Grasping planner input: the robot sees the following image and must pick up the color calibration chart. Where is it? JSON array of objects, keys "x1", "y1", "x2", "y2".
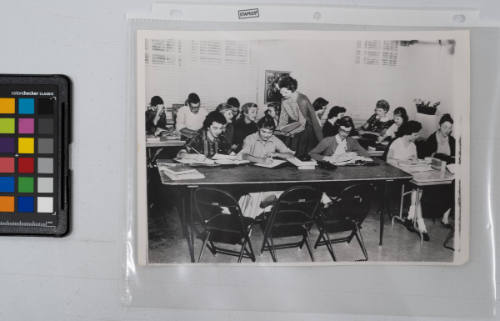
[{"x1": 0, "y1": 75, "x2": 70, "y2": 236}]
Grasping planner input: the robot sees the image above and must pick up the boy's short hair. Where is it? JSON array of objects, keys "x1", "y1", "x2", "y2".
[
  {"x1": 150, "y1": 96, "x2": 164, "y2": 107},
  {"x1": 241, "y1": 102, "x2": 258, "y2": 115},
  {"x1": 202, "y1": 111, "x2": 227, "y2": 129},
  {"x1": 226, "y1": 97, "x2": 240, "y2": 108},
  {"x1": 187, "y1": 92, "x2": 200, "y2": 105},
  {"x1": 257, "y1": 115, "x2": 276, "y2": 130}
]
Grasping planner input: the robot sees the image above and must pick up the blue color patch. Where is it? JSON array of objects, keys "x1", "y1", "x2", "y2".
[
  {"x1": 18, "y1": 98, "x2": 34, "y2": 114},
  {"x1": 17, "y1": 196, "x2": 34, "y2": 213},
  {"x1": 0, "y1": 177, "x2": 14, "y2": 192}
]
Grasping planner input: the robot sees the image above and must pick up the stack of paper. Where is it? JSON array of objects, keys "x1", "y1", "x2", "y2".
[
  {"x1": 157, "y1": 163, "x2": 205, "y2": 181},
  {"x1": 287, "y1": 157, "x2": 317, "y2": 170},
  {"x1": 254, "y1": 159, "x2": 287, "y2": 168}
]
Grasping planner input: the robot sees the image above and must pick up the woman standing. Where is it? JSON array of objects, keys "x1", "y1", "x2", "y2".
[{"x1": 276, "y1": 75, "x2": 323, "y2": 158}]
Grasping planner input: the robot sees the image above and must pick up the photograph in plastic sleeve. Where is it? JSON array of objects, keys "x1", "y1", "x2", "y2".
[{"x1": 136, "y1": 30, "x2": 469, "y2": 265}]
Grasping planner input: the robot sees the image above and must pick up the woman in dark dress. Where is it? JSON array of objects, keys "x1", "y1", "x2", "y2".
[
  {"x1": 322, "y1": 106, "x2": 346, "y2": 138},
  {"x1": 276, "y1": 76, "x2": 323, "y2": 158},
  {"x1": 421, "y1": 114, "x2": 456, "y2": 227}
]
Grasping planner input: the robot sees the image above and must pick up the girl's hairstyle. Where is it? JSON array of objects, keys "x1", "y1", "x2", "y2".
[
  {"x1": 396, "y1": 120, "x2": 422, "y2": 137},
  {"x1": 202, "y1": 111, "x2": 227, "y2": 129},
  {"x1": 393, "y1": 106, "x2": 409, "y2": 123},
  {"x1": 186, "y1": 92, "x2": 200, "y2": 105},
  {"x1": 439, "y1": 113, "x2": 454, "y2": 125},
  {"x1": 336, "y1": 116, "x2": 355, "y2": 129},
  {"x1": 376, "y1": 99, "x2": 390, "y2": 112},
  {"x1": 312, "y1": 97, "x2": 329, "y2": 111},
  {"x1": 276, "y1": 75, "x2": 298, "y2": 92},
  {"x1": 215, "y1": 103, "x2": 232, "y2": 112},
  {"x1": 264, "y1": 103, "x2": 280, "y2": 117},
  {"x1": 150, "y1": 96, "x2": 164, "y2": 107},
  {"x1": 327, "y1": 106, "x2": 347, "y2": 119},
  {"x1": 240, "y1": 102, "x2": 258, "y2": 115},
  {"x1": 257, "y1": 115, "x2": 277, "y2": 131},
  {"x1": 226, "y1": 97, "x2": 240, "y2": 108}
]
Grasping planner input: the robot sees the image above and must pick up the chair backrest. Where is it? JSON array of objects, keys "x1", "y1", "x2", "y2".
[
  {"x1": 193, "y1": 188, "x2": 246, "y2": 230},
  {"x1": 267, "y1": 186, "x2": 322, "y2": 229},
  {"x1": 334, "y1": 184, "x2": 374, "y2": 224}
]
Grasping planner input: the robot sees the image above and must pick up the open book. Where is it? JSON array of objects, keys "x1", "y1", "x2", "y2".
[
  {"x1": 254, "y1": 159, "x2": 287, "y2": 168},
  {"x1": 287, "y1": 157, "x2": 317, "y2": 169},
  {"x1": 211, "y1": 153, "x2": 250, "y2": 165}
]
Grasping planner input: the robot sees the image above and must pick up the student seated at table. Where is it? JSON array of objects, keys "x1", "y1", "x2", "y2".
[
  {"x1": 386, "y1": 120, "x2": 430, "y2": 241},
  {"x1": 239, "y1": 115, "x2": 295, "y2": 164},
  {"x1": 421, "y1": 113, "x2": 456, "y2": 227},
  {"x1": 216, "y1": 103, "x2": 237, "y2": 152},
  {"x1": 377, "y1": 106, "x2": 408, "y2": 143},
  {"x1": 358, "y1": 99, "x2": 394, "y2": 147},
  {"x1": 145, "y1": 96, "x2": 168, "y2": 136},
  {"x1": 322, "y1": 106, "x2": 346, "y2": 138},
  {"x1": 423, "y1": 113, "x2": 455, "y2": 164},
  {"x1": 312, "y1": 97, "x2": 329, "y2": 125},
  {"x1": 232, "y1": 102, "x2": 259, "y2": 152},
  {"x1": 227, "y1": 97, "x2": 241, "y2": 122},
  {"x1": 176, "y1": 92, "x2": 208, "y2": 140},
  {"x1": 310, "y1": 116, "x2": 370, "y2": 164},
  {"x1": 177, "y1": 111, "x2": 230, "y2": 159}
]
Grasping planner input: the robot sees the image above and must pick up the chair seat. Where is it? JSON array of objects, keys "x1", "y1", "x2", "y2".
[{"x1": 206, "y1": 213, "x2": 254, "y2": 233}]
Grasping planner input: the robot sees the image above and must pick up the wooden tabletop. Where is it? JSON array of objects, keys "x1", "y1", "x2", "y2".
[
  {"x1": 146, "y1": 139, "x2": 185, "y2": 148},
  {"x1": 159, "y1": 159, "x2": 412, "y2": 187}
]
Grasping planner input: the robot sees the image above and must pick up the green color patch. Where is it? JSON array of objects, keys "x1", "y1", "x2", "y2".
[
  {"x1": 0, "y1": 118, "x2": 15, "y2": 134},
  {"x1": 18, "y1": 177, "x2": 34, "y2": 193}
]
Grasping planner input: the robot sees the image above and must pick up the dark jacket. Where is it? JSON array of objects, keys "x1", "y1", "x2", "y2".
[
  {"x1": 422, "y1": 131, "x2": 456, "y2": 163},
  {"x1": 322, "y1": 120, "x2": 337, "y2": 138}
]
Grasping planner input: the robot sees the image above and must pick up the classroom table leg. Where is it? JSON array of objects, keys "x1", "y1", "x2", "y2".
[
  {"x1": 178, "y1": 189, "x2": 195, "y2": 263},
  {"x1": 379, "y1": 181, "x2": 390, "y2": 246}
]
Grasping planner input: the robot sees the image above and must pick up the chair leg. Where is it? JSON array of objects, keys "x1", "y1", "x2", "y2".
[
  {"x1": 314, "y1": 228, "x2": 324, "y2": 249},
  {"x1": 246, "y1": 237, "x2": 256, "y2": 262},
  {"x1": 208, "y1": 241, "x2": 217, "y2": 255},
  {"x1": 238, "y1": 239, "x2": 247, "y2": 263},
  {"x1": 355, "y1": 225, "x2": 368, "y2": 261},
  {"x1": 268, "y1": 237, "x2": 278, "y2": 262},
  {"x1": 198, "y1": 231, "x2": 210, "y2": 262},
  {"x1": 323, "y1": 231, "x2": 337, "y2": 261},
  {"x1": 304, "y1": 231, "x2": 315, "y2": 262}
]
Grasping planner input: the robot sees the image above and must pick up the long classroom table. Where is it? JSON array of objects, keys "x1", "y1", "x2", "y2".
[{"x1": 158, "y1": 160, "x2": 412, "y2": 262}]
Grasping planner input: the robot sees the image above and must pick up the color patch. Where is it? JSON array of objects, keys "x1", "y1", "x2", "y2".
[
  {"x1": 0, "y1": 196, "x2": 14, "y2": 212},
  {"x1": 0, "y1": 177, "x2": 15, "y2": 192},
  {"x1": 0, "y1": 98, "x2": 15, "y2": 114},
  {"x1": 17, "y1": 197, "x2": 34, "y2": 213},
  {"x1": 18, "y1": 157, "x2": 34, "y2": 173},
  {"x1": 38, "y1": 138, "x2": 53, "y2": 154},
  {"x1": 18, "y1": 98, "x2": 34, "y2": 114},
  {"x1": 18, "y1": 137, "x2": 34, "y2": 154},
  {"x1": 0, "y1": 157, "x2": 14, "y2": 173},
  {"x1": 38, "y1": 98, "x2": 54, "y2": 115},
  {"x1": 18, "y1": 177, "x2": 34, "y2": 193},
  {"x1": 37, "y1": 197, "x2": 53, "y2": 213},
  {"x1": 18, "y1": 118, "x2": 34, "y2": 134},
  {"x1": 0, "y1": 118, "x2": 15, "y2": 134},
  {"x1": 38, "y1": 119, "x2": 53, "y2": 134},
  {"x1": 38, "y1": 157, "x2": 53, "y2": 173},
  {"x1": 0, "y1": 138, "x2": 14, "y2": 153},
  {"x1": 37, "y1": 177, "x2": 53, "y2": 193}
]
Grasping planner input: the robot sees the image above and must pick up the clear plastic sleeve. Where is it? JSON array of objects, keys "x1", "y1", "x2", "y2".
[{"x1": 124, "y1": 4, "x2": 497, "y2": 317}]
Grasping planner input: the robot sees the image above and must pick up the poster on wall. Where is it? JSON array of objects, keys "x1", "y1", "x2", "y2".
[
  {"x1": 264, "y1": 70, "x2": 290, "y2": 103},
  {"x1": 135, "y1": 30, "x2": 470, "y2": 266}
]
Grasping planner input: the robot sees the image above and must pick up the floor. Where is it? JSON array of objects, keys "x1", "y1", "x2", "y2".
[{"x1": 147, "y1": 192, "x2": 455, "y2": 264}]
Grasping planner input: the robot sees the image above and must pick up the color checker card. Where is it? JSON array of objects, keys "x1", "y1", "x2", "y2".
[{"x1": 0, "y1": 75, "x2": 71, "y2": 236}]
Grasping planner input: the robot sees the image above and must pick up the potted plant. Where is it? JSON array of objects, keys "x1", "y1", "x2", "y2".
[{"x1": 414, "y1": 98, "x2": 440, "y2": 115}]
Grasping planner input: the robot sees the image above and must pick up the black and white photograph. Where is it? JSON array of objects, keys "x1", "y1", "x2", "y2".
[{"x1": 136, "y1": 30, "x2": 469, "y2": 265}]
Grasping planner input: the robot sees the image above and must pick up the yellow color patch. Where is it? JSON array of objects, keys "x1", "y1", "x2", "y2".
[
  {"x1": 0, "y1": 98, "x2": 15, "y2": 114},
  {"x1": 18, "y1": 138, "x2": 34, "y2": 154}
]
